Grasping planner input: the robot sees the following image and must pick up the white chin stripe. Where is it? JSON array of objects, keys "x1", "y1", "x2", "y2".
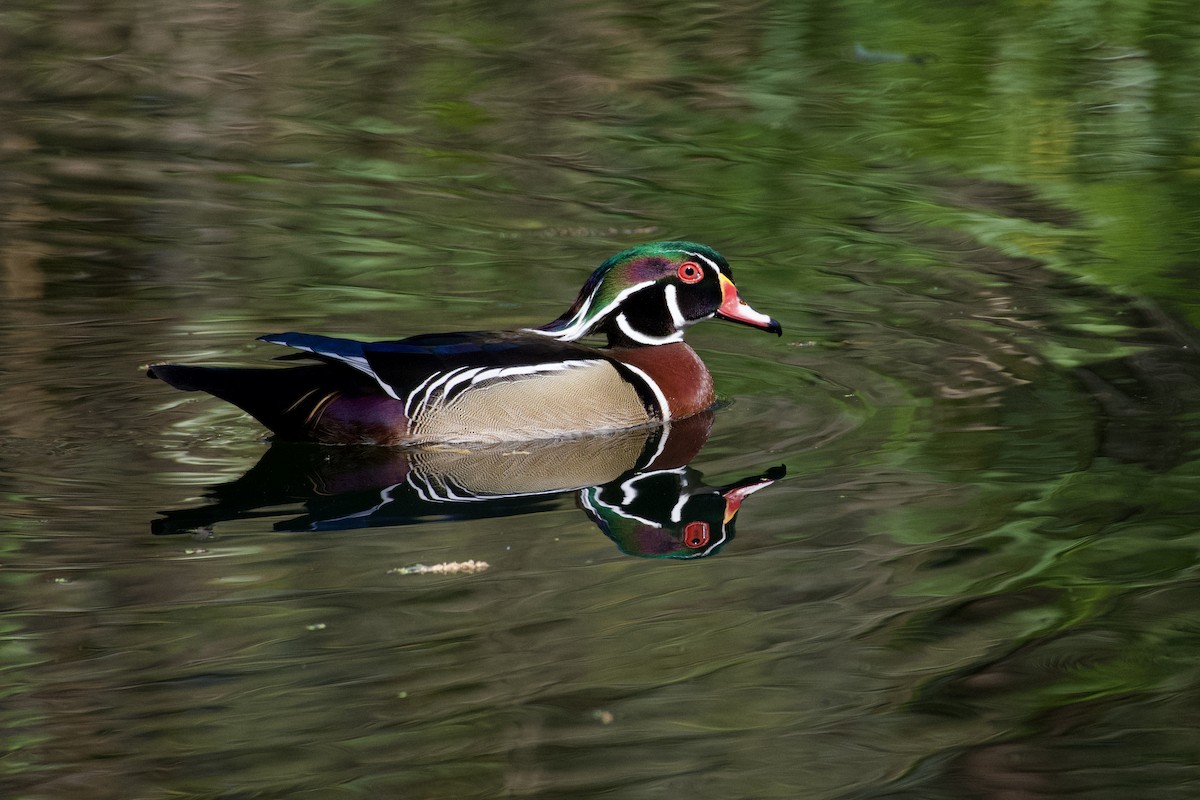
[{"x1": 616, "y1": 313, "x2": 683, "y2": 346}]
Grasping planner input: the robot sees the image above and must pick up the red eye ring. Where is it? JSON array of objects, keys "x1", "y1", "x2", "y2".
[
  {"x1": 677, "y1": 261, "x2": 703, "y2": 284},
  {"x1": 683, "y1": 521, "x2": 711, "y2": 548}
]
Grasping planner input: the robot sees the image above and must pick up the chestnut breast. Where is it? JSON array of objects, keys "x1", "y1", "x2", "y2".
[{"x1": 609, "y1": 342, "x2": 715, "y2": 421}]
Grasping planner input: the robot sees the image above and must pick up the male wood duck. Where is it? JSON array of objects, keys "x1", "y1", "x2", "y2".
[{"x1": 148, "y1": 241, "x2": 781, "y2": 445}]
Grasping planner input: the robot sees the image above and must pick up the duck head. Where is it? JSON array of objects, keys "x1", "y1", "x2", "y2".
[{"x1": 532, "y1": 241, "x2": 782, "y2": 347}]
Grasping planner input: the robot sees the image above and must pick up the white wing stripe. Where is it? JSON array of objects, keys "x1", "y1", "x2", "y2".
[
  {"x1": 405, "y1": 370, "x2": 442, "y2": 417},
  {"x1": 469, "y1": 359, "x2": 599, "y2": 385},
  {"x1": 414, "y1": 366, "x2": 469, "y2": 413},
  {"x1": 405, "y1": 359, "x2": 606, "y2": 418},
  {"x1": 281, "y1": 344, "x2": 406, "y2": 400},
  {"x1": 439, "y1": 366, "x2": 487, "y2": 399}
]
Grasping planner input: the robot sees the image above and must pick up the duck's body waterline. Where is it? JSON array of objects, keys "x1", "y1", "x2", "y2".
[{"x1": 148, "y1": 242, "x2": 780, "y2": 445}]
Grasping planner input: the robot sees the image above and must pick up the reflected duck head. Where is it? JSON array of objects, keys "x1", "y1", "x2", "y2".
[{"x1": 579, "y1": 465, "x2": 785, "y2": 559}]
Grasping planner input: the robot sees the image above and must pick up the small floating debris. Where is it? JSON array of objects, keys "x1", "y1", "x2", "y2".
[
  {"x1": 420, "y1": 444, "x2": 473, "y2": 454},
  {"x1": 388, "y1": 560, "x2": 490, "y2": 576}
]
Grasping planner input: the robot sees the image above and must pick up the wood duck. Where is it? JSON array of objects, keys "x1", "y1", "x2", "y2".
[{"x1": 148, "y1": 241, "x2": 781, "y2": 445}]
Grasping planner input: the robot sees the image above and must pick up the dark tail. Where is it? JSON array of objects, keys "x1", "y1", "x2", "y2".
[{"x1": 147, "y1": 363, "x2": 375, "y2": 440}]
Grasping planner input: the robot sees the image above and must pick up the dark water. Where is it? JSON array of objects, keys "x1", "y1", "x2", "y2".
[{"x1": 4, "y1": 1, "x2": 1200, "y2": 797}]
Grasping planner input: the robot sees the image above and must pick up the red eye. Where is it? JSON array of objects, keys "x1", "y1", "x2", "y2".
[
  {"x1": 683, "y1": 521, "x2": 710, "y2": 548},
  {"x1": 677, "y1": 261, "x2": 703, "y2": 284}
]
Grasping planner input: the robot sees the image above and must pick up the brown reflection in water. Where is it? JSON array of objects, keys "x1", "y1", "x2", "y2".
[
  {"x1": 2, "y1": 193, "x2": 48, "y2": 301},
  {"x1": 0, "y1": 178, "x2": 53, "y2": 440}
]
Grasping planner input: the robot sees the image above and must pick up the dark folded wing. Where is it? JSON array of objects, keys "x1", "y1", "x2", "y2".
[{"x1": 259, "y1": 330, "x2": 608, "y2": 404}]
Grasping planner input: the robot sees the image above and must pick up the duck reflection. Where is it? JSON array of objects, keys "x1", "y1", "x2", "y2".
[{"x1": 153, "y1": 412, "x2": 784, "y2": 559}]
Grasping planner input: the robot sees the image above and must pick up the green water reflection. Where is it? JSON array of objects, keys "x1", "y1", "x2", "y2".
[{"x1": 3, "y1": 0, "x2": 1200, "y2": 797}]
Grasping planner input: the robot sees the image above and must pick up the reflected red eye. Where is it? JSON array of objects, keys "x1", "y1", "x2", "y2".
[
  {"x1": 677, "y1": 261, "x2": 703, "y2": 284},
  {"x1": 683, "y1": 521, "x2": 710, "y2": 548}
]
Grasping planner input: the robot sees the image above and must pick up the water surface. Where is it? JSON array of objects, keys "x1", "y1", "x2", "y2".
[{"x1": 3, "y1": 1, "x2": 1200, "y2": 797}]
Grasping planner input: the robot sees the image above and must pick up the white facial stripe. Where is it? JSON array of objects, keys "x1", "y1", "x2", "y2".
[
  {"x1": 668, "y1": 249, "x2": 722, "y2": 275},
  {"x1": 664, "y1": 283, "x2": 685, "y2": 330},
  {"x1": 616, "y1": 313, "x2": 684, "y2": 347},
  {"x1": 556, "y1": 292, "x2": 596, "y2": 336},
  {"x1": 684, "y1": 527, "x2": 728, "y2": 558},
  {"x1": 669, "y1": 493, "x2": 689, "y2": 523},
  {"x1": 527, "y1": 280, "x2": 657, "y2": 341},
  {"x1": 581, "y1": 488, "x2": 662, "y2": 528},
  {"x1": 618, "y1": 359, "x2": 672, "y2": 419},
  {"x1": 619, "y1": 472, "x2": 645, "y2": 505},
  {"x1": 616, "y1": 465, "x2": 682, "y2": 506}
]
